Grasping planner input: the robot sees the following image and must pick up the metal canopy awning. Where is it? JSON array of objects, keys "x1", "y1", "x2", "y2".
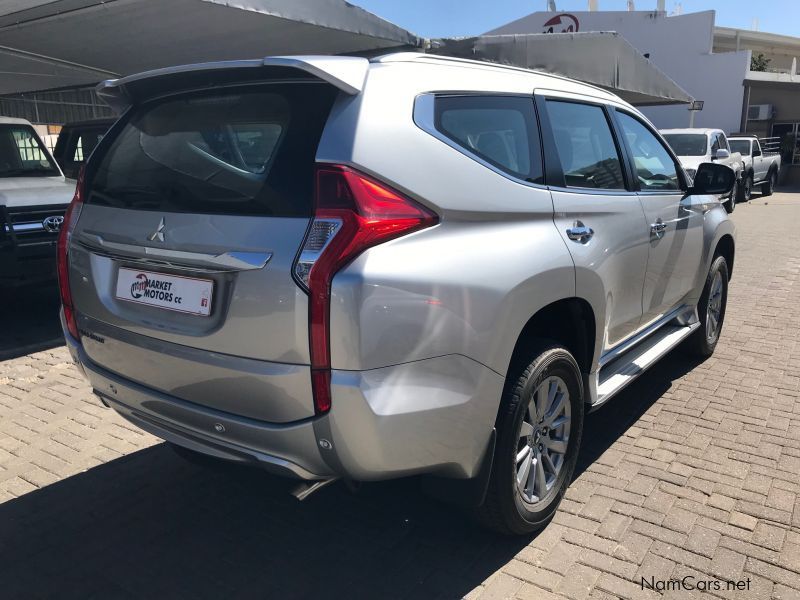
[
  {"x1": 0, "y1": 0, "x2": 420, "y2": 95},
  {"x1": 0, "y1": 0, "x2": 691, "y2": 107},
  {"x1": 430, "y1": 32, "x2": 692, "y2": 106}
]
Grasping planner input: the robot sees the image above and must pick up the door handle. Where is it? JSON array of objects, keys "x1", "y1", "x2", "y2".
[
  {"x1": 650, "y1": 219, "x2": 667, "y2": 239},
  {"x1": 566, "y1": 221, "x2": 594, "y2": 243}
]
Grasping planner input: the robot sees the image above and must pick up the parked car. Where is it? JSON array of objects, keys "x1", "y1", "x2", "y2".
[
  {"x1": 59, "y1": 54, "x2": 736, "y2": 534},
  {"x1": 1, "y1": 117, "x2": 76, "y2": 285},
  {"x1": 728, "y1": 135, "x2": 781, "y2": 201},
  {"x1": 52, "y1": 118, "x2": 115, "y2": 180},
  {"x1": 661, "y1": 128, "x2": 743, "y2": 213}
]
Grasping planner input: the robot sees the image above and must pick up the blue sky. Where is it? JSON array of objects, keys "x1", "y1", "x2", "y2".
[{"x1": 352, "y1": 1, "x2": 800, "y2": 39}]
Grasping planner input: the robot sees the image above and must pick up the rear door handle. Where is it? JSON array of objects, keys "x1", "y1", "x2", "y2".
[
  {"x1": 650, "y1": 219, "x2": 667, "y2": 238},
  {"x1": 566, "y1": 221, "x2": 594, "y2": 243}
]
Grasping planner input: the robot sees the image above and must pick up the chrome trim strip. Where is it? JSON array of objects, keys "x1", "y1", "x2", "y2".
[
  {"x1": 78, "y1": 233, "x2": 272, "y2": 272},
  {"x1": 4, "y1": 222, "x2": 48, "y2": 233}
]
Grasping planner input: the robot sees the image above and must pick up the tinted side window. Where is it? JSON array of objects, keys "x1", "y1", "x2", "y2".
[
  {"x1": 616, "y1": 112, "x2": 680, "y2": 191},
  {"x1": 434, "y1": 96, "x2": 542, "y2": 183},
  {"x1": 719, "y1": 133, "x2": 730, "y2": 151},
  {"x1": 546, "y1": 100, "x2": 625, "y2": 190}
]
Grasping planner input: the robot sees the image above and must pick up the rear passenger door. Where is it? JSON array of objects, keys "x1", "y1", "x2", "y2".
[
  {"x1": 539, "y1": 95, "x2": 650, "y2": 350},
  {"x1": 613, "y1": 110, "x2": 704, "y2": 325}
]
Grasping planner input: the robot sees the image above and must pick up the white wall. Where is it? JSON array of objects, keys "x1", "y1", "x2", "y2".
[{"x1": 487, "y1": 10, "x2": 749, "y2": 133}]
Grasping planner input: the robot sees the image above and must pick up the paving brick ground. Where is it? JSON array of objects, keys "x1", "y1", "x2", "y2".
[{"x1": 1, "y1": 192, "x2": 799, "y2": 599}]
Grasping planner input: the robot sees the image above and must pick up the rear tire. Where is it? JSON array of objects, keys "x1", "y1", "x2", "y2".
[
  {"x1": 761, "y1": 170, "x2": 777, "y2": 196},
  {"x1": 738, "y1": 174, "x2": 752, "y2": 203},
  {"x1": 475, "y1": 343, "x2": 584, "y2": 535},
  {"x1": 684, "y1": 255, "x2": 729, "y2": 358}
]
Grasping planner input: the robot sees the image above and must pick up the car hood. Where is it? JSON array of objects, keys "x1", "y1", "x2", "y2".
[
  {"x1": 0, "y1": 176, "x2": 75, "y2": 208},
  {"x1": 674, "y1": 156, "x2": 706, "y2": 171}
]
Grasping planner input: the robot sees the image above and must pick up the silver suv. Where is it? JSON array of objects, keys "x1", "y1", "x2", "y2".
[{"x1": 59, "y1": 53, "x2": 736, "y2": 534}]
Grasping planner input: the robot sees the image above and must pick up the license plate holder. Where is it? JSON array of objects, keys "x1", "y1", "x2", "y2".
[{"x1": 115, "y1": 267, "x2": 214, "y2": 316}]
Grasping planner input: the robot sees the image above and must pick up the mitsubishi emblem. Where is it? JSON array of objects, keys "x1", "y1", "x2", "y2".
[{"x1": 148, "y1": 217, "x2": 165, "y2": 242}]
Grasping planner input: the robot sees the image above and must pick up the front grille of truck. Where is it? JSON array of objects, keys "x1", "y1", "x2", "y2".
[{"x1": 1, "y1": 204, "x2": 67, "y2": 256}]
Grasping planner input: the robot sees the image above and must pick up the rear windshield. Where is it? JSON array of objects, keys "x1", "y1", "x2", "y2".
[
  {"x1": 87, "y1": 84, "x2": 336, "y2": 217},
  {"x1": 0, "y1": 124, "x2": 60, "y2": 178},
  {"x1": 662, "y1": 134, "x2": 707, "y2": 157},
  {"x1": 729, "y1": 140, "x2": 751, "y2": 156}
]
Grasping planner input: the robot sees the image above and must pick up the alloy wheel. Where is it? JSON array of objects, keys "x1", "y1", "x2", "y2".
[
  {"x1": 515, "y1": 376, "x2": 571, "y2": 506},
  {"x1": 706, "y1": 270, "x2": 724, "y2": 343}
]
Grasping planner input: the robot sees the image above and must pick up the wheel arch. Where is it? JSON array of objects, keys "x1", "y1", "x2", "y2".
[
  {"x1": 714, "y1": 234, "x2": 735, "y2": 281},
  {"x1": 507, "y1": 298, "x2": 597, "y2": 380}
]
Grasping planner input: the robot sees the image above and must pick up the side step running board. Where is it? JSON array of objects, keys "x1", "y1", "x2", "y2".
[{"x1": 591, "y1": 322, "x2": 700, "y2": 410}]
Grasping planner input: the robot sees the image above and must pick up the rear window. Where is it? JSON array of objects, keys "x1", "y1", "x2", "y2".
[
  {"x1": 87, "y1": 85, "x2": 336, "y2": 217},
  {"x1": 662, "y1": 134, "x2": 708, "y2": 157},
  {"x1": 729, "y1": 140, "x2": 750, "y2": 156}
]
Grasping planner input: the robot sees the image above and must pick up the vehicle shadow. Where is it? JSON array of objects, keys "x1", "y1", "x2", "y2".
[
  {"x1": 576, "y1": 350, "x2": 704, "y2": 478},
  {"x1": 0, "y1": 351, "x2": 702, "y2": 600},
  {"x1": 0, "y1": 281, "x2": 64, "y2": 360}
]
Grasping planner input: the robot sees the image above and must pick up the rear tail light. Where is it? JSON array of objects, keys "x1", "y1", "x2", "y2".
[
  {"x1": 57, "y1": 166, "x2": 85, "y2": 340},
  {"x1": 295, "y1": 165, "x2": 438, "y2": 414}
]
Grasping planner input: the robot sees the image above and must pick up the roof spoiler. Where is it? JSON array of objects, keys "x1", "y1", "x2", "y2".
[{"x1": 96, "y1": 55, "x2": 369, "y2": 112}]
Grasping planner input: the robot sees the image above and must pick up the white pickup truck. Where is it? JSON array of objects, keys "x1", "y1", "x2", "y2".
[
  {"x1": 661, "y1": 128, "x2": 744, "y2": 213},
  {"x1": 1, "y1": 117, "x2": 76, "y2": 285},
  {"x1": 728, "y1": 135, "x2": 781, "y2": 202}
]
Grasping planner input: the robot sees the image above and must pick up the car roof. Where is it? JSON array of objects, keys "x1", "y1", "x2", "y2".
[
  {"x1": 373, "y1": 52, "x2": 623, "y2": 103},
  {"x1": 0, "y1": 116, "x2": 35, "y2": 126}
]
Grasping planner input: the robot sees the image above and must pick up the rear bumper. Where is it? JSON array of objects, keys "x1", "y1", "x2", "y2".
[{"x1": 64, "y1": 320, "x2": 503, "y2": 482}]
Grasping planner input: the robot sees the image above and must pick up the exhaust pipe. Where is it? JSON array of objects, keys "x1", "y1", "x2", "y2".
[{"x1": 290, "y1": 477, "x2": 339, "y2": 501}]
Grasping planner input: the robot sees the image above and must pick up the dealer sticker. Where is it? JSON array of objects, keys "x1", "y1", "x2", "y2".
[{"x1": 115, "y1": 268, "x2": 213, "y2": 316}]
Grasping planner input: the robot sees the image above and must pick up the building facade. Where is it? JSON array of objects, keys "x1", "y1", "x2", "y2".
[{"x1": 487, "y1": 10, "x2": 749, "y2": 133}]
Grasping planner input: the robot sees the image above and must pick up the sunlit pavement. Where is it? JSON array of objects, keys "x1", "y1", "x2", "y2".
[{"x1": 1, "y1": 192, "x2": 799, "y2": 599}]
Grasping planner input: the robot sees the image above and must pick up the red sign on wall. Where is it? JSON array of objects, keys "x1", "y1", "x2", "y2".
[{"x1": 542, "y1": 14, "x2": 580, "y2": 33}]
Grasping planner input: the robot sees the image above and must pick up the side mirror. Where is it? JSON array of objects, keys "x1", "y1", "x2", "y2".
[
  {"x1": 714, "y1": 148, "x2": 730, "y2": 160},
  {"x1": 688, "y1": 162, "x2": 735, "y2": 196},
  {"x1": 752, "y1": 148, "x2": 762, "y2": 157}
]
